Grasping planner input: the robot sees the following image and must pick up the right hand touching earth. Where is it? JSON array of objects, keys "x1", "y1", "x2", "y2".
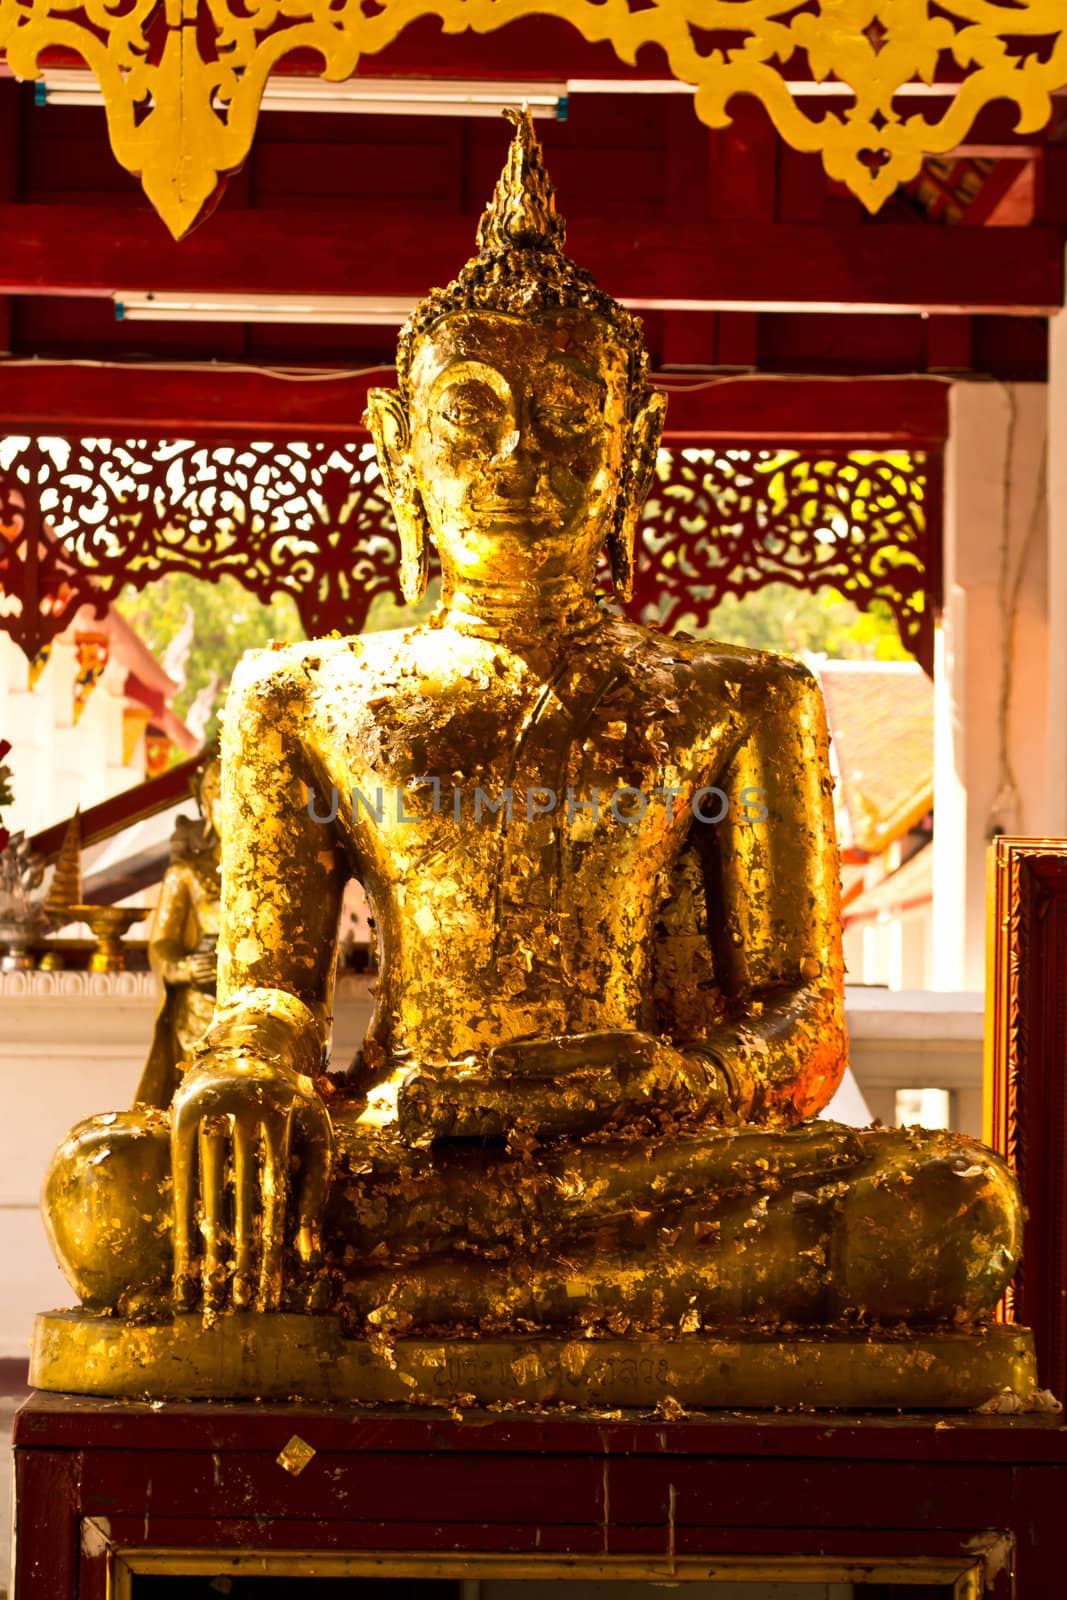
[{"x1": 171, "y1": 1049, "x2": 334, "y2": 1313}]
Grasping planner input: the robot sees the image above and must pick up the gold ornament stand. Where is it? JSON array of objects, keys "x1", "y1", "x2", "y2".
[
  {"x1": 31, "y1": 1308, "x2": 1039, "y2": 1411},
  {"x1": 68, "y1": 904, "x2": 146, "y2": 972}
]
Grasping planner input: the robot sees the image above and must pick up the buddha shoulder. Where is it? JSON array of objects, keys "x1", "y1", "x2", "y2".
[
  {"x1": 687, "y1": 636, "x2": 821, "y2": 713},
  {"x1": 611, "y1": 622, "x2": 824, "y2": 724},
  {"x1": 225, "y1": 637, "x2": 358, "y2": 722}
]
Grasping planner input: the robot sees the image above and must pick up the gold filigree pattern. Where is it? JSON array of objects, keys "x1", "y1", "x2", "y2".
[
  {"x1": 633, "y1": 448, "x2": 933, "y2": 670},
  {"x1": 0, "y1": 469, "x2": 86, "y2": 659},
  {"x1": 2, "y1": 1, "x2": 1066, "y2": 235},
  {"x1": 0, "y1": 435, "x2": 402, "y2": 654},
  {"x1": 0, "y1": 436, "x2": 932, "y2": 663}
]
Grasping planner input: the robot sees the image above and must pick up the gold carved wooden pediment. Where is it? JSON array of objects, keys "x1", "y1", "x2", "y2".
[{"x1": 1, "y1": 1, "x2": 1066, "y2": 237}]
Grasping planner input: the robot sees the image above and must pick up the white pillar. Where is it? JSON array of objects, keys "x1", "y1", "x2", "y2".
[
  {"x1": 935, "y1": 381, "x2": 1049, "y2": 990},
  {"x1": 932, "y1": 618, "x2": 967, "y2": 988},
  {"x1": 1048, "y1": 255, "x2": 1067, "y2": 834}
]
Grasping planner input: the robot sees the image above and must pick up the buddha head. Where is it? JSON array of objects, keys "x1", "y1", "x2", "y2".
[
  {"x1": 193, "y1": 754, "x2": 222, "y2": 844},
  {"x1": 365, "y1": 109, "x2": 666, "y2": 608}
]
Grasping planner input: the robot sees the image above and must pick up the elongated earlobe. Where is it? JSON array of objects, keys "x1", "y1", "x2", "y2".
[
  {"x1": 608, "y1": 390, "x2": 667, "y2": 603},
  {"x1": 364, "y1": 388, "x2": 431, "y2": 604}
]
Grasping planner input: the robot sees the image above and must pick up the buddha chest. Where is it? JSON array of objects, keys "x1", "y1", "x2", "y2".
[{"x1": 306, "y1": 623, "x2": 754, "y2": 1057}]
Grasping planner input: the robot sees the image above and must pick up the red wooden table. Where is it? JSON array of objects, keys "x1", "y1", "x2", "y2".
[{"x1": 11, "y1": 1393, "x2": 1067, "y2": 1598}]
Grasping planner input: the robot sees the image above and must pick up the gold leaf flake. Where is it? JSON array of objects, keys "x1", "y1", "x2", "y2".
[{"x1": 276, "y1": 1435, "x2": 317, "y2": 1476}]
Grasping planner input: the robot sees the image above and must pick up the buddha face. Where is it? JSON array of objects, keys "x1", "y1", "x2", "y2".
[{"x1": 406, "y1": 310, "x2": 632, "y2": 588}]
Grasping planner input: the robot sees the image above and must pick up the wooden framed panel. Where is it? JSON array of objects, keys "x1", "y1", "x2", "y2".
[
  {"x1": 986, "y1": 837, "x2": 1067, "y2": 1399},
  {"x1": 100, "y1": 1542, "x2": 996, "y2": 1600}
]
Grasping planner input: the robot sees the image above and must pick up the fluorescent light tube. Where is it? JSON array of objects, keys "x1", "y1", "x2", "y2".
[
  {"x1": 114, "y1": 292, "x2": 417, "y2": 326},
  {"x1": 38, "y1": 70, "x2": 567, "y2": 118}
]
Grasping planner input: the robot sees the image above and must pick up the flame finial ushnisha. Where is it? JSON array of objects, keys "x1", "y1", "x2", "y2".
[
  {"x1": 475, "y1": 104, "x2": 566, "y2": 254},
  {"x1": 395, "y1": 107, "x2": 650, "y2": 411}
]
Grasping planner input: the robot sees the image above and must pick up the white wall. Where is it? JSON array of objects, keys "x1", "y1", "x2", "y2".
[
  {"x1": 1, "y1": 627, "x2": 143, "y2": 838},
  {"x1": 843, "y1": 987, "x2": 983, "y2": 1137},
  {"x1": 934, "y1": 381, "x2": 1050, "y2": 988},
  {"x1": 844, "y1": 905, "x2": 932, "y2": 990}
]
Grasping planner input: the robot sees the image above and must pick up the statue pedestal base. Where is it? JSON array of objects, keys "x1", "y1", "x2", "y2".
[
  {"x1": 11, "y1": 1389, "x2": 1067, "y2": 1598},
  {"x1": 31, "y1": 1308, "x2": 1040, "y2": 1411}
]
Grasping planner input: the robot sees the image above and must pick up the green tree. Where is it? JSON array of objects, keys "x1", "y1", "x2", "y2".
[
  {"x1": 364, "y1": 578, "x2": 441, "y2": 633},
  {"x1": 684, "y1": 584, "x2": 913, "y2": 662},
  {"x1": 117, "y1": 574, "x2": 305, "y2": 750},
  {"x1": 116, "y1": 573, "x2": 443, "y2": 759}
]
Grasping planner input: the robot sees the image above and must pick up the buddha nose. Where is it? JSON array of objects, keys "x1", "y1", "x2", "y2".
[
  {"x1": 494, "y1": 428, "x2": 520, "y2": 462},
  {"x1": 492, "y1": 426, "x2": 539, "y2": 496}
]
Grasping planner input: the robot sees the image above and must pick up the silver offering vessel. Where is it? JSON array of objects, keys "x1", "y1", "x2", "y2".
[{"x1": 0, "y1": 832, "x2": 48, "y2": 971}]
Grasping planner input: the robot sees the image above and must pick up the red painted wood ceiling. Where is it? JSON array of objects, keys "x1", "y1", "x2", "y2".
[{"x1": 0, "y1": 15, "x2": 1062, "y2": 388}]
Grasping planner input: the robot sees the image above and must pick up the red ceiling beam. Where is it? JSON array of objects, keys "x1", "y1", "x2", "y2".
[
  {"x1": 0, "y1": 205, "x2": 1061, "y2": 313},
  {"x1": 661, "y1": 375, "x2": 948, "y2": 445},
  {"x1": 0, "y1": 362, "x2": 949, "y2": 445}
]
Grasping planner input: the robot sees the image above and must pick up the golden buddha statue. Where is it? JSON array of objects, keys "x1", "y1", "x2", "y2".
[{"x1": 36, "y1": 112, "x2": 1036, "y2": 1407}]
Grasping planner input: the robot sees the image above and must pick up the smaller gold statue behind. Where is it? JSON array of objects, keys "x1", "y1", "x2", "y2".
[
  {"x1": 41, "y1": 113, "x2": 1029, "y2": 1404},
  {"x1": 135, "y1": 757, "x2": 221, "y2": 1110}
]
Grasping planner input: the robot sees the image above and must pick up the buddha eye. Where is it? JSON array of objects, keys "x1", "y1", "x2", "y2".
[
  {"x1": 437, "y1": 381, "x2": 503, "y2": 431},
  {"x1": 535, "y1": 386, "x2": 599, "y2": 436}
]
